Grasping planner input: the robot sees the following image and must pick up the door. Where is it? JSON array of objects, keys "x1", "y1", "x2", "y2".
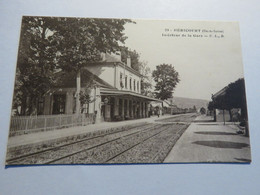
[{"x1": 52, "y1": 94, "x2": 66, "y2": 114}]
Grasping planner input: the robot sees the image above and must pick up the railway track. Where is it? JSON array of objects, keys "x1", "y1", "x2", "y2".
[
  {"x1": 106, "y1": 124, "x2": 189, "y2": 164},
  {"x1": 6, "y1": 122, "x2": 150, "y2": 161},
  {"x1": 155, "y1": 113, "x2": 197, "y2": 123},
  {"x1": 48, "y1": 123, "x2": 175, "y2": 164},
  {"x1": 7, "y1": 114, "x2": 197, "y2": 165},
  {"x1": 6, "y1": 123, "x2": 161, "y2": 165}
]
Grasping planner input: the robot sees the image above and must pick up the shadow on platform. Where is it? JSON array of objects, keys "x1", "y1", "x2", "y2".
[
  {"x1": 194, "y1": 131, "x2": 237, "y2": 136},
  {"x1": 194, "y1": 120, "x2": 214, "y2": 123},
  {"x1": 234, "y1": 158, "x2": 251, "y2": 162},
  {"x1": 192, "y1": 140, "x2": 249, "y2": 149},
  {"x1": 197, "y1": 123, "x2": 226, "y2": 126}
]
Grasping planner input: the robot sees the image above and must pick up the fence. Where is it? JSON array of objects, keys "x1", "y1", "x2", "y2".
[{"x1": 9, "y1": 113, "x2": 95, "y2": 136}]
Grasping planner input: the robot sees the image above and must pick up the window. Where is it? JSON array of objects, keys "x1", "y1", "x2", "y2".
[
  {"x1": 125, "y1": 76, "x2": 127, "y2": 89},
  {"x1": 137, "y1": 81, "x2": 139, "y2": 92},
  {"x1": 120, "y1": 72, "x2": 124, "y2": 88},
  {"x1": 130, "y1": 78, "x2": 132, "y2": 90},
  {"x1": 37, "y1": 97, "x2": 44, "y2": 115},
  {"x1": 134, "y1": 79, "x2": 136, "y2": 91}
]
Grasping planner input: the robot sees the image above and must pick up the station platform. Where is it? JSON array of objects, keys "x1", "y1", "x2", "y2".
[{"x1": 164, "y1": 115, "x2": 251, "y2": 163}]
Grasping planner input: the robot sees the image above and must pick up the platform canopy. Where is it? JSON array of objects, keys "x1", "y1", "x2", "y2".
[{"x1": 100, "y1": 88, "x2": 162, "y2": 102}]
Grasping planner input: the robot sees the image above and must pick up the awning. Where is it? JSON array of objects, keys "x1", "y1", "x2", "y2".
[
  {"x1": 100, "y1": 88, "x2": 162, "y2": 102},
  {"x1": 212, "y1": 86, "x2": 228, "y2": 99}
]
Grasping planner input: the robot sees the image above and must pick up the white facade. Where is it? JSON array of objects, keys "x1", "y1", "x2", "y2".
[
  {"x1": 117, "y1": 65, "x2": 142, "y2": 94},
  {"x1": 85, "y1": 62, "x2": 142, "y2": 94}
]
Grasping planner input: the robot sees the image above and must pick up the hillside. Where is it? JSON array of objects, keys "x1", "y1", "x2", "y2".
[{"x1": 169, "y1": 97, "x2": 209, "y2": 110}]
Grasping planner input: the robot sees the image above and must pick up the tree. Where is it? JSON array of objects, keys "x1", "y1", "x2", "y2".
[
  {"x1": 152, "y1": 64, "x2": 180, "y2": 100},
  {"x1": 13, "y1": 17, "x2": 133, "y2": 115},
  {"x1": 208, "y1": 101, "x2": 214, "y2": 111},
  {"x1": 207, "y1": 100, "x2": 215, "y2": 119},
  {"x1": 120, "y1": 46, "x2": 141, "y2": 72},
  {"x1": 56, "y1": 18, "x2": 133, "y2": 114},
  {"x1": 14, "y1": 16, "x2": 61, "y2": 115},
  {"x1": 140, "y1": 61, "x2": 152, "y2": 96}
]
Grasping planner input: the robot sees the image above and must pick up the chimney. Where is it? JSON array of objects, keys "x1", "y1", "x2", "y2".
[
  {"x1": 100, "y1": 52, "x2": 106, "y2": 61},
  {"x1": 127, "y1": 56, "x2": 131, "y2": 67},
  {"x1": 115, "y1": 51, "x2": 121, "y2": 62}
]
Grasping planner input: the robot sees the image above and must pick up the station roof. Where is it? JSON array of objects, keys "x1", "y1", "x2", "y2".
[
  {"x1": 54, "y1": 69, "x2": 115, "y2": 89},
  {"x1": 86, "y1": 53, "x2": 143, "y2": 78},
  {"x1": 212, "y1": 86, "x2": 228, "y2": 99}
]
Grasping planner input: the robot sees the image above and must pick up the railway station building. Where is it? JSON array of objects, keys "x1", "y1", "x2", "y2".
[{"x1": 42, "y1": 52, "x2": 161, "y2": 122}]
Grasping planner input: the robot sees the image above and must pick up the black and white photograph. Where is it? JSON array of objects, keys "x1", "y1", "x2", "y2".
[{"x1": 5, "y1": 16, "x2": 251, "y2": 165}]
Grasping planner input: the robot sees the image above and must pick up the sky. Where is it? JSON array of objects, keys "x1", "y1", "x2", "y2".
[{"x1": 123, "y1": 20, "x2": 245, "y2": 100}]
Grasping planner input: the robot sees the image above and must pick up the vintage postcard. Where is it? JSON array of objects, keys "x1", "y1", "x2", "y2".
[{"x1": 5, "y1": 16, "x2": 251, "y2": 165}]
